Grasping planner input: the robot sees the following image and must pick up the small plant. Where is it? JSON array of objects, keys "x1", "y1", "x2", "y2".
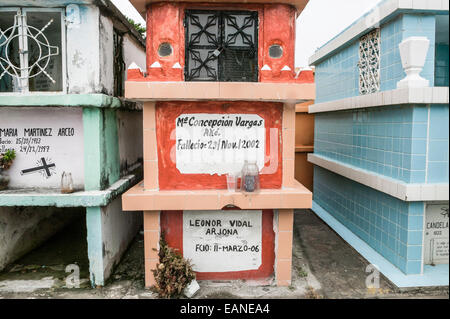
[
  {"x1": 0, "y1": 149, "x2": 15, "y2": 190},
  {"x1": 297, "y1": 265, "x2": 308, "y2": 278},
  {"x1": 127, "y1": 18, "x2": 146, "y2": 35},
  {"x1": 152, "y1": 233, "x2": 196, "y2": 299},
  {"x1": 0, "y1": 149, "x2": 16, "y2": 170},
  {"x1": 305, "y1": 286, "x2": 322, "y2": 299}
]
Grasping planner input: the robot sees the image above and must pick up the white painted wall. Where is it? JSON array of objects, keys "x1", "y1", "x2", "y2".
[
  {"x1": 123, "y1": 33, "x2": 146, "y2": 75},
  {"x1": 100, "y1": 197, "x2": 142, "y2": 279},
  {"x1": 66, "y1": 4, "x2": 102, "y2": 94},
  {"x1": 117, "y1": 110, "x2": 143, "y2": 176},
  {"x1": 99, "y1": 13, "x2": 115, "y2": 96}
]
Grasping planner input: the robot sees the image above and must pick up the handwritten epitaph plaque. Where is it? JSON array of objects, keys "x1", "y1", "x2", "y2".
[
  {"x1": 183, "y1": 210, "x2": 262, "y2": 273},
  {"x1": 175, "y1": 114, "x2": 265, "y2": 175},
  {"x1": 424, "y1": 203, "x2": 449, "y2": 265},
  {"x1": 0, "y1": 108, "x2": 84, "y2": 189}
]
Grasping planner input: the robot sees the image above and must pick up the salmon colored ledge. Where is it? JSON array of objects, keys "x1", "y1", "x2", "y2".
[
  {"x1": 124, "y1": 81, "x2": 315, "y2": 103},
  {"x1": 160, "y1": 210, "x2": 275, "y2": 280},
  {"x1": 130, "y1": 0, "x2": 310, "y2": 16},
  {"x1": 122, "y1": 180, "x2": 312, "y2": 211}
]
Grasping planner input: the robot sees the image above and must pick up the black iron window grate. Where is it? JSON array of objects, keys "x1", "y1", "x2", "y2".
[{"x1": 184, "y1": 10, "x2": 258, "y2": 82}]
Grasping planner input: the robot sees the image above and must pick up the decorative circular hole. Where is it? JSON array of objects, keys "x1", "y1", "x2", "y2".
[
  {"x1": 269, "y1": 45, "x2": 283, "y2": 59},
  {"x1": 158, "y1": 42, "x2": 173, "y2": 57}
]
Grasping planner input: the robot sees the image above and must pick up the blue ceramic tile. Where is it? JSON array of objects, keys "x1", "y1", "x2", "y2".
[
  {"x1": 408, "y1": 216, "x2": 424, "y2": 231},
  {"x1": 409, "y1": 203, "x2": 424, "y2": 216},
  {"x1": 407, "y1": 231, "x2": 423, "y2": 245},
  {"x1": 427, "y1": 162, "x2": 449, "y2": 183},
  {"x1": 406, "y1": 261, "x2": 422, "y2": 275},
  {"x1": 407, "y1": 246, "x2": 423, "y2": 260}
]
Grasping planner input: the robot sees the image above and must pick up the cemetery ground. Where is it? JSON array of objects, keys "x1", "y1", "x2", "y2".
[{"x1": 0, "y1": 210, "x2": 447, "y2": 299}]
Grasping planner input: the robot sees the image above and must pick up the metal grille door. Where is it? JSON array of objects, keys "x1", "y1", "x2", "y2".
[{"x1": 185, "y1": 10, "x2": 258, "y2": 82}]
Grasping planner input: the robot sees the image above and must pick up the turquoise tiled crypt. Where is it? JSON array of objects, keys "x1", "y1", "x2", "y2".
[{"x1": 308, "y1": 0, "x2": 449, "y2": 287}]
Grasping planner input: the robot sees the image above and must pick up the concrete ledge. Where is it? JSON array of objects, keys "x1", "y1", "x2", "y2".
[
  {"x1": 122, "y1": 180, "x2": 312, "y2": 211},
  {"x1": 312, "y1": 201, "x2": 449, "y2": 287},
  {"x1": 0, "y1": 94, "x2": 141, "y2": 110},
  {"x1": 309, "y1": 87, "x2": 449, "y2": 113},
  {"x1": 0, "y1": 175, "x2": 138, "y2": 207},
  {"x1": 308, "y1": 153, "x2": 449, "y2": 201},
  {"x1": 125, "y1": 81, "x2": 315, "y2": 104}
]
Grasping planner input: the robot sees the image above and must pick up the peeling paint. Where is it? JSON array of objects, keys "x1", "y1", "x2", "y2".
[{"x1": 72, "y1": 50, "x2": 86, "y2": 68}]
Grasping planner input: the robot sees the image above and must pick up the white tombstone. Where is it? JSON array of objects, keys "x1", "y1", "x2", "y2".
[{"x1": 424, "y1": 203, "x2": 449, "y2": 265}]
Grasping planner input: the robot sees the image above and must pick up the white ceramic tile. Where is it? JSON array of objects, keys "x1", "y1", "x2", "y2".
[
  {"x1": 428, "y1": 0, "x2": 442, "y2": 9},
  {"x1": 384, "y1": 90, "x2": 393, "y2": 105},
  {"x1": 384, "y1": 0, "x2": 399, "y2": 16},
  {"x1": 434, "y1": 87, "x2": 449, "y2": 103},
  {"x1": 381, "y1": 178, "x2": 391, "y2": 195},
  {"x1": 409, "y1": 88, "x2": 425, "y2": 103},
  {"x1": 375, "y1": 91, "x2": 384, "y2": 106},
  {"x1": 398, "y1": 0, "x2": 413, "y2": 8},
  {"x1": 376, "y1": 176, "x2": 384, "y2": 190},
  {"x1": 406, "y1": 185, "x2": 421, "y2": 200},
  {"x1": 425, "y1": 0, "x2": 435, "y2": 9},
  {"x1": 388, "y1": 180, "x2": 399, "y2": 197},
  {"x1": 420, "y1": 184, "x2": 436, "y2": 200},
  {"x1": 397, "y1": 183, "x2": 408, "y2": 200},
  {"x1": 412, "y1": 0, "x2": 428, "y2": 9},
  {"x1": 392, "y1": 89, "x2": 403, "y2": 104},
  {"x1": 423, "y1": 87, "x2": 432, "y2": 103},
  {"x1": 435, "y1": 184, "x2": 449, "y2": 200}
]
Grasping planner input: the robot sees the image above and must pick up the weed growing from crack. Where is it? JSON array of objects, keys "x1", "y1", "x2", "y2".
[
  {"x1": 305, "y1": 286, "x2": 322, "y2": 299},
  {"x1": 297, "y1": 266, "x2": 308, "y2": 278}
]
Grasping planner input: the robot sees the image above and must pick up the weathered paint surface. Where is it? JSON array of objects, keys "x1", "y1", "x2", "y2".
[
  {"x1": 143, "y1": 2, "x2": 298, "y2": 82},
  {"x1": 160, "y1": 209, "x2": 275, "y2": 280},
  {"x1": 155, "y1": 101, "x2": 282, "y2": 190},
  {"x1": 0, "y1": 0, "x2": 145, "y2": 290},
  {"x1": 100, "y1": 197, "x2": 142, "y2": 282},
  {"x1": 260, "y1": 4, "x2": 296, "y2": 82},
  {"x1": 99, "y1": 13, "x2": 115, "y2": 96},
  {"x1": 146, "y1": 2, "x2": 183, "y2": 81},
  {"x1": 86, "y1": 198, "x2": 142, "y2": 286},
  {"x1": 117, "y1": 110, "x2": 143, "y2": 176},
  {"x1": 0, "y1": 175, "x2": 138, "y2": 207},
  {"x1": 67, "y1": 5, "x2": 102, "y2": 94},
  {"x1": 83, "y1": 108, "x2": 120, "y2": 191},
  {"x1": 0, "y1": 94, "x2": 126, "y2": 109},
  {"x1": 0, "y1": 107, "x2": 84, "y2": 189},
  {"x1": 123, "y1": 33, "x2": 146, "y2": 77},
  {"x1": 86, "y1": 206, "x2": 104, "y2": 285}
]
